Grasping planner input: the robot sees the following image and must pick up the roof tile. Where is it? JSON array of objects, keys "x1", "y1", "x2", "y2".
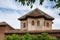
[{"x1": 18, "y1": 8, "x2": 54, "y2": 20}]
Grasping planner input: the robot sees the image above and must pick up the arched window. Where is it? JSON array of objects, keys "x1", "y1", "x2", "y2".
[
  {"x1": 23, "y1": 23, "x2": 26, "y2": 28},
  {"x1": 47, "y1": 23, "x2": 49, "y2": 27},
  {"x1": 37, "y1": 21, "x2": 40, "y2": 26},
  {"x1": 32, "y1": 21, "x2": 34, "y2": 25}
]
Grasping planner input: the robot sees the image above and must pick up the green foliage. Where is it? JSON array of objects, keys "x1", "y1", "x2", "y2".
[
  {"x1": 5, "y1": 33, "x2": 58, "y2": 40},
  {"x1": 15, "y1": 0, "x2": 60, "y2": 8},
  {"x1": 51, "y1": 37, "x2": 58, "y2": 40},
  {"x1": 59, "y1": 13, "x2": 60, "y2": 15},
  {"x1": 36, "y1": 35, "x2": 42, "y2": 40},
  {"x1": 5, "y1": 35, "x2": 12, "y2": 40},
  {"x1": 15, "y1": 0, "x2": 36, "y2": 8},
  {"x1": 39, "y1": 0, "x2": 44, "y2": 5},
  {"x1": 41, "y1": 33, "x2": 49, "y2": 40},
  {"x1": 11, "y1": 34, "x2": 20, "y2": 40},
  {"x1": 22, "y1": 33, "x2": 32, "y2": 40},
  {"x1": 15, "y1": 0, "x2": 60, "y2": 15},
  {"x1": 5, "y1": 34, "x2": 20, "y2": 40}
]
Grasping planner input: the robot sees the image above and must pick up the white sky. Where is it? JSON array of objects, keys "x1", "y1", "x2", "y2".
[{"x1": 0, "y1": 0, "x2": 60, "y2": 29}]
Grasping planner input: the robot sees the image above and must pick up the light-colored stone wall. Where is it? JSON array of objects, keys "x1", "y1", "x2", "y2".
[
  {"x1": 44, "y1": 20, "x2": 52, "y2": 30},
  {"x1": 21, "y1": 20, "x2": 28, "y2": 31},
  {"x1": 21, "y1": 18, "x2": 52, "y2": 31},
  {"x1": 27, "y1": 18, "x2": 44, "y2": 31}
]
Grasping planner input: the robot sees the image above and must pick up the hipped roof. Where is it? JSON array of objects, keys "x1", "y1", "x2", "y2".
[
  {"x1": 18, "y1": 8, "x2": 54, "y2": 21},
  {"x1": 0, "y1": 22, "x2": 14, "y2": 29}
]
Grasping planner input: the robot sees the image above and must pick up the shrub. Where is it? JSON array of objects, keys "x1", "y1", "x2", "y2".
[{"x1": 5, "y1": 33, "x2": 58, "y2": 40}]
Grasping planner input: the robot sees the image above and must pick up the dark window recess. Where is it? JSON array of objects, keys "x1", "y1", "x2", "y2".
[
  {"x1": 23, "y1": 23, "x2": 26, "y2": 28},
  {"x1": 47, "y1": 23, "x2": 49, "y2": 27},
  {"x1": 44, "y1": 21, "x2": 45, "y2": 26},
  {"x1": 0, "y1": 25, "x2": 4, "y2": 29},
  {"x1": 32, "y1": 21, "x2": 34, "y2": 25},
  {"x1": 37, "y1": 21, "x2": 40, "y2": 26}
]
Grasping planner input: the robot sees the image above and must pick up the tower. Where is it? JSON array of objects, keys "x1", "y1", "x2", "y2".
[{"x1": 18, "y1": 8, "x2": 54, "y2": 31}]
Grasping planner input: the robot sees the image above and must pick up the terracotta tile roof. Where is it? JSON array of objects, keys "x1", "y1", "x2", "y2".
[
  {"x1": 5, "y1": 29, "x2": 27, "y2": 33},
  {"x1": 0, "y1": 22, "x2": 8, "y2": 25},
  {"x1": 18, "y1": 8, "x2": 54, "y2": 20},
  {"x1": 0, "y1": 22, "x2": 14, "y2": 29},
  {"x1": 5, "y1": 30, "x2": 60, "y2": 34}
]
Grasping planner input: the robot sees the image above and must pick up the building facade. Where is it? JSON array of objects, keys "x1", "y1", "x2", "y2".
[
  {"x1": 18, "y1": 8, "x2": 54, "y2": 31},
  {"x1": 0, "y1": 8, "x2": 60, "y2": 40},
  {"x1": 0, "y1": 22, "x2": 14, "y2": 40}
]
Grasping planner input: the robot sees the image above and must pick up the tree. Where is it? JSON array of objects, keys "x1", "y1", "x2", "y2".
[
  {"x1": 15, "y1": 0, "x2": 60, "y2": 8},
  {"x1": 5, "y1": 33, "x2": 58, "y2": 40},
  {"x1": 22, "y1": 33, "x2": 32, "y2": 40},
  {"x1": 36, "y1": 34, "x2": 42, "y2": 40},
  {"x1": 5, "y1": 34, "x2": 20, "y2": 40},
  {"x1": 5, "y1": 35, "x2": 12, "y2": 40},
  {"x1": 41, "y1": 33, "x2": 58, "y2": 40},
  {"x1": 11, "y1": 34, "x2": 20, "y2": 40},
  {"x1": 15, "y1": 0, "x2": 60, "y2": 15}
]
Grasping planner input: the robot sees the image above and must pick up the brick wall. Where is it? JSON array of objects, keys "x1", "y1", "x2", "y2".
[{"x1": 0, "y1": 25, "x2": 14, "y2": 40}]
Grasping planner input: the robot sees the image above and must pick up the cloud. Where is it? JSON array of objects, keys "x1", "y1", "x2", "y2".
[
  {"x1": 0, "y1": 0, "x2": 60, "y2": 29},
  {"x1": 0, "y1": 0, "x2": 19, "y2": 10},
  {"x1": 32, "y1": 3, "x2": 60, "y2": 29},
  {"x1": 53, "y1": 18, "x2": 60, "y2": 29},
  {"x1": 43, "y1": 0, "x2": 56, "y2": 8},
  {"x1": 0, "y1": 8, "x2": 20, "y2": 29},
  {"x1": 0, "y1": 7, "x2": 30, "y2": 29},
  {"x1": 0, "y1": 7, "x2": 19, "y2": 13}
]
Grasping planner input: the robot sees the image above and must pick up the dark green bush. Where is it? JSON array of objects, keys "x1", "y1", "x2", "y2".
[{"x1": 5, "y1": 33, "x2": 58, "y2": 40}]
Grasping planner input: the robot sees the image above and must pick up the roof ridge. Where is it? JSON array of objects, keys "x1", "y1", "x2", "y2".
[
  {"x1": 0, "y1": 21, "x2": 14, "y2": 29},
  {"x1": 18, "y1": 8, "x2": 54, "y2": 20},
  {"x1": 33, "y1": 8, "x2": 54, "y2": 19}
]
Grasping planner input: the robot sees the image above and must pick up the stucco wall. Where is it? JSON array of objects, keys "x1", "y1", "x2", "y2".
[
  {"x1": 44, "y1": 20, "x2": 52, "y2": 30},
  {"x1": 21, "y1": 20, "x2": 28, "y2": 30},
  {"x1": 21, "y1": 18, "x2": 52, "y2": 31},
  {"x1": 27, "y1": 18, "x2": 44, "y2": 31}
]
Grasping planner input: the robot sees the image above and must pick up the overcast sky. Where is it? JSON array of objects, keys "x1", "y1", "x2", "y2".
[{"x1": 0, "y1": 0, "x2": 60, "y2": 29}]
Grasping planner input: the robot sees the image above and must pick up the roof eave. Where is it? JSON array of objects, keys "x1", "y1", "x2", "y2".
[{"x1": 18, "y1": 16, "x2": 54, "y2": 21}]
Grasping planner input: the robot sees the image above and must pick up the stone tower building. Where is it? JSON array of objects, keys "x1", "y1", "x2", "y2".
[
  {"x1": 18, "y1": 8, "x2": 54, "y2": 31},
  {"x1": 0, "y1": 8, "x2": 60, "y2": 40}
]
